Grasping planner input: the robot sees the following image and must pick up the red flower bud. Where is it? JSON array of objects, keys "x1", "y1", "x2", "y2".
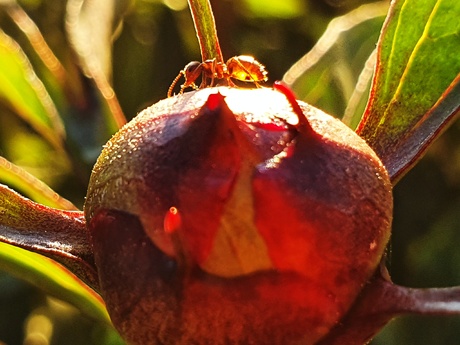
[{"x1": 85, "y1": 87, "x2": 392, "y2": 345}]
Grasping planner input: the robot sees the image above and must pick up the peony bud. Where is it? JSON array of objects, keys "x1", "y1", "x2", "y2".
[{"x1": 85, "y1": 87, "x2": 392, "y2": 345}]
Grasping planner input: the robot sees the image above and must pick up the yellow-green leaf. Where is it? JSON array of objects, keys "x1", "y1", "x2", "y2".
[
  {"x1": 0, "y1": 156, "x2": 76, "y2": 210},
  {"x1": 0, "y1": 242, "x2": 110, "y2": 325},
  {"x1": 0, "y1": 29, "x2": 65, "y2": 150},
  {"x1": 357, "y1": 0, "x2": 460, "y2": 183}
]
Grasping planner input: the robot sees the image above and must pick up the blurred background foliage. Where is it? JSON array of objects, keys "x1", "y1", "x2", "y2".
[{"x1": 0, "y1": 0, "x2": 459, "y2": 344}]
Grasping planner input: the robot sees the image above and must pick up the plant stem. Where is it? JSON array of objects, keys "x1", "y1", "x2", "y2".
[{"x1": 187, "y1": 0, "x2": 224, "y2": 63}]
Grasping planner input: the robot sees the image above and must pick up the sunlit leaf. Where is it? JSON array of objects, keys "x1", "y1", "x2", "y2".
[
  {"x1": 0, "y1": 242, "x2": 110, "y2": 325},
  {"x1": 3, "y1": 3, "x2": 102, "y2": 174},
  {"x1": 0, "y1": 109, "x2": 73, "y2": 188},
  {"x1": 356, "y1": 0, "x2": 460, "y2": 183},
  {"x1": 0, "y1": 29, "x2": 65, "y2": 149},
  {"x1": 65, "y1": 0, "x2": 131, "y2": 130},
  {"x1": 4, "y1": 3, "x2": 70, "y2": 111},
  {"x1": 282, "y1": 1, "x2": 388, "y2": 118},
  {"x1": 5, "y1": 4, "x2": 67, "y2": 84},
  {"x1": 342, "y1": 49, "x2": 377, "y2": 130},
  {"x1": 0, "y1": 156, "x2": 76, "y2": 210}
]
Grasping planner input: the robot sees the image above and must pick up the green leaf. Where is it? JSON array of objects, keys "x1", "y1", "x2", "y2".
[
  {"x1": 0, "y1": 242, "x2": 110, "y2": 325},
  {"x1": 282, "y1": 1, "x2": 388, "y2": 119},
  {"x1": 3, "y1": 4, "x2": 112, "y2": 175},
  {"x1": 5, "y1": 4, "x2": 70, "y2": 113},
  {"x1": 356, "y1": 0, "x2": 460, "y2": 183},
  {"x1": 0, "y1": 29, "x2": 65, "y2": 150}
]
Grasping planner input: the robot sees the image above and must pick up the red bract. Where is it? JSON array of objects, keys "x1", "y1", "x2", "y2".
[{"x1": 85, "y1": 87, "x2": 393, "y2": 344}]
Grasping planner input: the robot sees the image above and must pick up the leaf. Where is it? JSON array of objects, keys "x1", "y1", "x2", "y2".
[
  {"x1": 0, "y1": 242, "x2": 110, "y2": 325},
  {"x1": 0, "y1": 156, "x2": 76, "y2": 210},
  {"x1": 0, "y1": 184, "x2": 109, "y2": 325},
  {"x1": 342, "y1": 49, "x2": 377, "y2": 130},
  {"x1": 0, "y1": 184, "x2": 98, "y2": 290},
  {"x1": 356, "y1": 0, "x2": 460, "y2": 183},
  {"x1": 282, "y1": 1, "x2": 388, "y2": 118},
  {"x1": 5, "y1": 3, "x2": 69, "y2": 110},
  {"x1": 0, "y1": 29, "x2": 65, "y2": 150},
  {"x1": 2, "y1": 3, "x2": 111, "y2": 174},
  {"x1": 65, "y1": 0, "x2": 130, "y2": 129}
]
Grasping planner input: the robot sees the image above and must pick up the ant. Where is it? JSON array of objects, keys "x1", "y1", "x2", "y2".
[{"x1": 168, "y1": 55, "x2": 268, "y2": 97}]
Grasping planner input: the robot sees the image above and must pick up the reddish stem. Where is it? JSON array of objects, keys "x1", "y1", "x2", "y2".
[{"x1": 187, "y1": 0, "x2": 224, "y2": 63}]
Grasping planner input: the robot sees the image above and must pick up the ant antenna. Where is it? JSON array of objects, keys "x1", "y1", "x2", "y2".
[{"x1": 168, "y1": 71, "x2": 184, "y2": 98}]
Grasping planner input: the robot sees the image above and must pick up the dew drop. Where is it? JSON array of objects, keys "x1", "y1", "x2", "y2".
[{"x1": 164, "y1": 206, "x2": 182, "y2": 234}]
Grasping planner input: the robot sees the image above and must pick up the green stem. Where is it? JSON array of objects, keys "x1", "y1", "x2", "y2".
[{"x1": 187, "y1": 0, "x2": 224, "y2": 63}]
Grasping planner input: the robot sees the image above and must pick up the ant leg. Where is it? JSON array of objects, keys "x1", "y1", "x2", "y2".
[
  {"x1": 210, "y1": 73, "x2": 215, "y2": 87},
  {"x1": 209, "y1": 59, "x2": 217, "y2": 87},
  {"x1": 180, "y1": 82, "x2": 199, "y2": 94},
  {"x1": 200, "y1": 72, "x2": 208, "y2": 88},
  {"x1": 227, "y1": 78, "x2": 237, "y2": 87}
]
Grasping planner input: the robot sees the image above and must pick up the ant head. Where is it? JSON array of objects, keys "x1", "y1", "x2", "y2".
[
  {"x1": 168, "y1": 61, "x2": 203, "y2": 97},
  {"x1": 183, "y1": 61, "x2": 203, "y2": 83}
]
